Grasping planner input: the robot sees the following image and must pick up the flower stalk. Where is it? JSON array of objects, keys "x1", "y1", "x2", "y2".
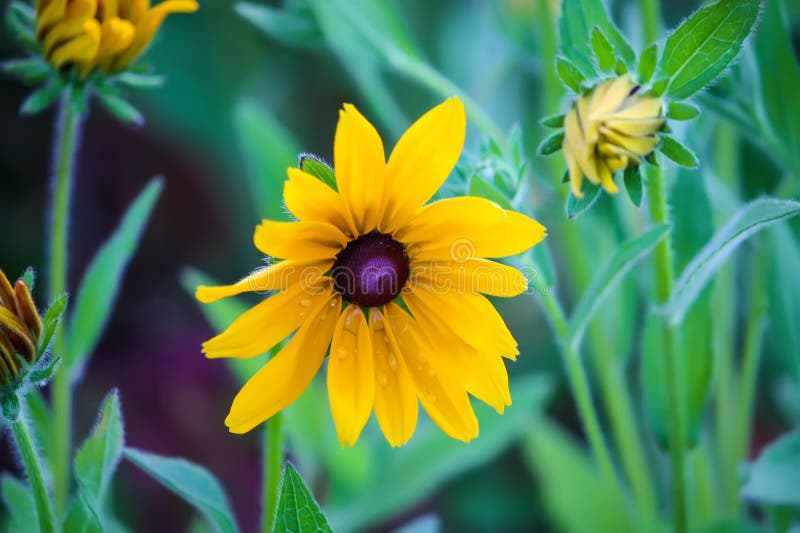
[
  {"x1": 10, "y1": 408, "x2": 55, "y2": 533},
  {"x1": 261, "y1": 412, "x2": 284, "y2": 533}
]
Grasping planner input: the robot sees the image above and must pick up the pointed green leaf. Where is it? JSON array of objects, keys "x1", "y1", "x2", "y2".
[
  {"x1": 67, "y1": 178, "x2": 163, "y2": 378},
  {"x1": 300, "y1": 154, "x2": 337, "y2": 191},
  {"x1": 660, "y1": 0, "x2": 760, "y2": 99},
  {"x1": 540, "y1": 113, "x2": 565, "y2": 128},
  {"x1": 235, "y1": 2, "x2": 322, "y2": 48},
  {"x1": 6, "y1": 2, "x2": 37, "y2": 51},
  {"x1": 468, "y1": 177, "x2": 513, "y2": 211},
  {"x1": 568, "y1": 224, "x2": 670, "y2": 347},
  {"x1": 659, "y1": 136, "x2": 699, "y2": 167},
  {"x1": 623, "y1": 166, "x2": 643, "y2": 207},
  {"x1": 19, "y1": 267, "x2": 35, "y2": 290},
  {"x1": 637, "y1": 44, "x2": 658, "y2": 84},
  {"x1": 274, "y1": 464, "x2": 332, "y2": 533},
  {"x1": 667, "y1": 102, "x2": 700, "y2": 121},
  {"x1": 591, "y1": 27, "x2": 615, "y2": 72},
  {"x1": 124, "y1": 448, "x2": 239, "y2": 533},
  {"x1": 566, "y1": 183, "x2": 601, "y2": 219},
  {"x1": 663, "y1": 198, "x2": 800, "y2": 324},
  {"x1": 27, "y1": 356, "x2": 60, "y2": 385},
  {"x1": 742, "y1": 430, "x2": 800, "y2": 505},
  {"x1": 37, "y1": 293, "x2": 67, "y2": 357},
  {"x1": 2, "y1": 59, "x2": 52, "y2": 85},
  {"x1": 614, "y1": 57, "x2": 628, "y2": 75},
  {"x1": 650, "y1": 78, "x2": 669, "y2": 97},
  {"x1": 537, "y1": 131, "x2": 565, "y2": 156},
  {"x1": 558, "y1": 0, "x2": 634, "y2": 76},
  {"x1": 556, "y1": 57, "x2": 585, "y2": 93},
  {"x1": 1, "y1": 474, "x2": 38, "y2": 533},
  {"x1": 20, "y1": 80, "x2": 65, "y2": 115},
  {"x1": 96, "y1": 91, "x2": 144, "y2": 127},
  {"x1": 22, "y1": 390, "x2": 54, "y2": 476}
]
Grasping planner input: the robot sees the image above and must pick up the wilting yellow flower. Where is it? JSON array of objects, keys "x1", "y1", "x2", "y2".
[
  {"x1": 197, "y1": 98, "x2": 547, "y2": 446},
  {"x1": 0, "y1": 270, "x2": 42, "y2": 384},
  {"x1": 35, "y1": 0, "x2": 198, "y2": 76},
  {"x1": 562, "y1": 74, "x2": 664, "y2": 198}
]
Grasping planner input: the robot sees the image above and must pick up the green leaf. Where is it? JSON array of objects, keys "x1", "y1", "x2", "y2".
[
  {"x1": 329, "y1": 376, "x2": 551, "y2": 531},
  {"x1": 540, "y1": 113, "x2": 564, "y2": 128},
  {"x1": 650, "y1": 77, "x2": 669, "y2": 97},
  {"x1": 659, "y1": 0, "x2": 760, "y2": 100},
  {"x1": 22, "y1": 390, "x2": 54, "y2": 476},
  {"x1": 623, "y1": 166, "x2": 643, "y2": 207},
  {"x1": 69, "y1": 389, "x2": 125, "y2": 530},
  {"x1": 667, "y1": 102, "x2": 700, "y2": 121},
  {"x1": 1, "y1": 474, "x2": 38, "y2": 533},
  {"x1": 742, "y1": 430, "x2": 800, "y2": 505},
  {"x1": 96, "y1": 91, "x2": 145, "y2": 127},
  {"x1": 67, "y1": 178, "x2": 163, "y2": 378},
  {"x1": 521, "y1": 419, "x2": 634, "y2": 533},
  {"x1": 27, "y1": 356, "x2": 60, "y2": 385},
  {"x1": 767, "y1": 226, "x2": 800, "y2": 381},
  {"x1": 234, "y1": 100, "x2": 299, "y2": 220},
  {"x1": 20, "y1": 79, "x2": 65, "y2": 115},
  {"x1": 124, "y1": 448, "x2": 239, "y2": 533},
  {"x1": 179, "y1": 268, "x2": 265, "y2": 385},
  {"x1": 637, "y1": 44, "x2": 658, "y2": 84},
  {"x1": 19, "y1": 267, "x2": 35, "y2": 290},
  {"x1": 555, "y1": 57, "x2": 585, "y2": 93},
  {"x1": 663, "y1": 198, "x2": 800, "y2": 324},
  {"x1": 274, "y1": 464, "x2": 333, "y2": 533},
  {"x1": 590, "y1": 27, "x2": 615, "y2": 72},
  {"x1": 114, "y1": 72, "x2": 165, "y2": 89},
  {"x1": 37, "y1": 293, "x2": 67, "y2": 357},
  {"x1": 568, "y1": 224, "x2": 670, "y2": 347},
  {"x1": 300, "y1": 154, "x2": 337, "y2": 191},
  {"x1": 468, "y1": 177, "x2": 513, "y2": 211},
  {"x1": 537, "y1": 131, "x2": 564, "y2": 156},
  {"x1": 659, "y1": 136, "x2": 699, "y2": 167},
  {"x1": 1, "y1": 392, "x2": 20, "y2": 421},
  {"x1": 614, "y1": 57, "x2": 627, "y2": 75},
  {"x1": 235, "y1": 2, "x2": 322, "y2": 48},
  {"x1": 566, "y1": 182, "x2": 601, "y2": 219},
  {"x1": 2, "y1": 59, "x2": 52, "y2": 85}
]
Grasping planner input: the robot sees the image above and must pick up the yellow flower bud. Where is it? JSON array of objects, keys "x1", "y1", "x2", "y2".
[
  {"x1": 0, "y1": 270, "x2": 42, "y2": 383},
  {"x1": 35, "y1": 0, "x2": 198, "y2": 77},
  {"x1": 562, "y1": 75, "x2": 664, "y2": 199}
]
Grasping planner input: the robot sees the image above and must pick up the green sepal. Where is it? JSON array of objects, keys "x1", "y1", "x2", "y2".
[
  {"x1": 0, "y1": 392, "x2": 20, "y2": 421},
  {"x1": 114, "y1": 72, "x2": 165, "y2": 89},
  {"x1": 20, "y1": 78, "x2": 65, "y2": 115},
  {"x1": 6, "y1": 1, "x2": 37, "y2": 52},
  {"x1": 27, "y1": 357, "x2": 61, "y2": 385},
  {"x1": 650, "y1": 78, "x2": 669, "y2": 97},
  {"x1": 645, "y1": 152, "x2": 659, "y2": 166},
  {"x1": 70, "y1": 81, "x2": 89, "y2": 115},
  {"x1": 590, "y1": 27, "x2": 615, "y2": 72},
  {"x1": 540, "y1": 113, "x2": 565, "y2": 128},
  {"x1": 37, "y1": 293, "x2": 67, "y2": 358},
  {"x1": 667, "y1": 101, "x2": 700, "y2": 121},
  {"x1": 562, "y1": 169, "x2": 570, "y2": 183},
  {"x1": 2, "y1": 58, "x2": 52, "y2": 85},
  {"x1": 556, "y1": 56, "x2": 586, "y2": 93},
  {"x1": 537, "y1": 132, "x2": 565, "y2": 156},
  {"x1": 566, "y1": 182, "x2": 602, "y2": 219},
  {"x1": 96, "y1": 88, "x2": 145, "y2": 127},
  {"x1": 299, "y1": 153, "x2": 337, "y2": 191},
  {"x1": 20, "y1": 267, "x2": 35, "y2": 291},
  {"x1": 614, "y1": 57, "x2": 628, "y2": 75},
  {"x1": 659, "y1": 136, "x2": 699, "y2": 167},
  {"x1": 637, "y1": 44, "x2": 658, "y2": 84},
  {"x1": 623, "y1": 166, "x2": 643, "y2": 207}
]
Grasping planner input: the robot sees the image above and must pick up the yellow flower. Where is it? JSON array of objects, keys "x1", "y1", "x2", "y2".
[
  {"x1": 562, "y1": 74, "x2": 664, "y2": 199},
  {"x1": 35, "y1": 0, "x2": 198, "y2": 76},
  {"x1": 0, "y1": 270, "x2": 42, "y2": 384},
  {"x1": 197, "y1": 98, "x2": 547, "y2": 446}
]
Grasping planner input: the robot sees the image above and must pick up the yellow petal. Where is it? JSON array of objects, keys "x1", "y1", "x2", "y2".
[
  {"x1": 50, "y1": 19, "x2": 101, "y2": 68},
  {"x1": 253, "y1": 220, "x2": 347, "y2": 262},
  {"x1": 616, "y1": 96, "x2": 663, "y2": 119},
  {"x1": 196, "y1": 259, "x2": 333, "y2": 304},
  {"x1": 36, "y1": 0, "x2": 68, "y2": 37},
  {"x1": 226, "y1": 293, "x2": 341, "y2": 433},
  {"x1": 42, "y1": 0, "x2": 96, "y2": 55},
  {"x1": 399, "y1": 197, "x2": 546, "y2": 261},
  {"x1": 598, "y1": 160, "x2": 618, "y2": 194},
  {"x1": 284, "y1": 168, "x2": 356, "y2": 236},
  {"x1": 600, "y1": 128, "x2": 660, "y2": 156},
  {"x1": 383, "y1": 303, "x2": 479, "y2": 442},
  {"x1": 327, "y1": 304, "x2": 374, "y2": 446},
  {"x1": 370, "y1": 308, "x2": 418, "y2": 446},
  {"x1": 590, "y1": 74, "x2": 635, "y2": 118},
  {"x1": 202, "y1": 281, "x2": 334, "y2": 359},
  {"x1": 381, "y1": 98, "x2": 466, "y2": 233},
  {"x1": 411, "y1": 258, "x2": 528, "y2": 297},
  {"x1": 333, "y1": 104, "x2": 386, "y2": 234},
  {"x1": 606, "y1": 117, "x2": 664, "y2": 137},
  {"x1": 563, "y1": 139, "x2": 585, "y2": 199}
]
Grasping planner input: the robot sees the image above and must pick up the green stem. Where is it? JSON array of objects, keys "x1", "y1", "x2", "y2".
[
  {"x1": 49, "y1": 93, "x2": 82, "y2": 517},
  {"x1": 261, "y1": 412, "x2": 284, "y2": 533},
  {"x1": 644, "y1": 163, "x2": 687, "y2": 533},
  {"x1": 11, "y1": 407, "x2": 55, "y2": 533},
  {"x1": 639, "y1": 0, "x2": 662, "y2": 44}
]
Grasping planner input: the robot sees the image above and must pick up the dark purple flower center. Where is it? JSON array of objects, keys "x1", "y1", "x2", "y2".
[{"x1": 332, "y1": 231, "x2": 409, "y2": 307}]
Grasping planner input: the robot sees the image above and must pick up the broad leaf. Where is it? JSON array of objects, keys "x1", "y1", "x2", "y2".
[
  {"x1": 742, "y1": 430, "x2": 800, "y2": 505},
  {"x1": 124, "y1": 448, "x2": 238, "y2": 533},
  {"x1": 273, "y1": 464, "x2": 333, "y2": 533},
  {"x1": 1, "y1": 475, "x2": 38, "y2": 533},
  {"x1": 659, "y1": 0, "x2": 760, "y2": 99},
  {"x1": 662, "y1": 198, "x2": 800, "y2": 324},
  {"x1": 568, "y1": 224, "x2": 670, "y2": 347},
  {"x1": 67, "y1": 178, "x2": 163, "y2": 378}
]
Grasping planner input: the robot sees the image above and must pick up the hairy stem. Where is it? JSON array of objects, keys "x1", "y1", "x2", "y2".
[{"x1": 11, "y1": 408, "x2": 55, "y2": 533}]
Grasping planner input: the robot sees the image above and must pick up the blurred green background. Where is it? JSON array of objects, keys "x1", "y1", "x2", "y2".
[{"x1": 1, "y1": 0, "x2": 799, "y2": 531}]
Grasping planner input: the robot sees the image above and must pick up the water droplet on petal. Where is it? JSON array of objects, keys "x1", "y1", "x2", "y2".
[
  {"x1": 300, "y1": 298, "x2": 312, "y2": 307},
  {"x1": 378, "y1": 373, "x2": 388, "y2": 387},
  {"x1": 388, "y1": 356, "x2": 397, "y2": 371},
  {"x1": 426, "y1": 392, "x2": 437, "y2": 404},
  {"x1": 336, "y1": 348, "x2": 347, "y2": 361}
]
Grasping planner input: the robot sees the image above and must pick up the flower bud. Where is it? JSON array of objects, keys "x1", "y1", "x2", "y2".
[
  {"x1": 35, "y1": 0, "x2": 198, "y2": 77},
  {"x1": 562, "y1": 75, "x2": 664, "y2": 199},
  {"x1": 0, "y1": 270, "x2": 42, "y2": 383}
]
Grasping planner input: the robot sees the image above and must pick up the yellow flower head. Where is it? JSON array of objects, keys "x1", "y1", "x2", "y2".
[
  {"x1": 197, "y1": 98, "x2": 547, "y2": 447},
  {"x1": 35, "y1": 0, "x2": 198, "y2": 76},
  {"x1": 562, "y1": 74, "x2": 664, "y2": 199},
  {"x1": 0, "y1": 270, "x2": 42, "y2": 384}
]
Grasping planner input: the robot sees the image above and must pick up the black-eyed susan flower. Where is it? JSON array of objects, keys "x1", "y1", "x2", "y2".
[
  {"x1": 35, "y1": 0, "x2": 198, "y2": 76},
  {"x1": 562, "y1": 74, "x2": 663, "y2": 199},
  {"x1": 197, "y1": 98, "x2": 547, "y2": 446}
]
